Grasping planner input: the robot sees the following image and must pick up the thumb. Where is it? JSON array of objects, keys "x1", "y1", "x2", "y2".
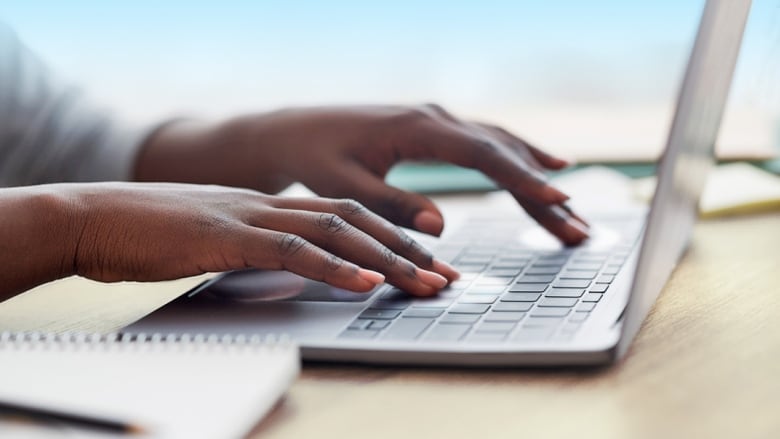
[{"x1": 333, "y1": 163, "x2": 444, "y2": 236}]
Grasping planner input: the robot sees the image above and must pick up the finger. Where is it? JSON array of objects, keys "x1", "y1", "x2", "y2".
[
  {"x1": 312, "y1": 161, "x2": 447, "y2": 237},
  {"x1": 473, "y1": 123, "x2": 545, "y2": 171},
  {"x1": 249, "y1": 209, "x2": 446, "y2": 296},
  {"x1": 402, "y1": 120, "x2": 570, "y2": 205},
  {"x1": 271, "y1": 197, "x2": 459, "y2": 281},
  {"x1": 476, "y1": 123, "x2": 570, "y2": 170},
  {"x1": 513, "y1": 195, "x2": 590, "y2": 246},
  {"x1": 240, "y1": 229, "x2": 386, "y2": 292}
]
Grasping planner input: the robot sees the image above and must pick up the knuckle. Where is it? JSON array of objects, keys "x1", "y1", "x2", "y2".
[
  {"x1": 335, "y1": 198, "x2": 365, "y2": 216},
  {"x1": 316, "y1": 212, "x2": 348, "y2": 234},
  {"x1": 275, "y1": 233, "x2": 307, "y2": 257},
  {"x1": 381, "y1": 246, "x2": 398, "y2": 266},
  {"x1": 324, "y1": 254, "x2": 345, "y2": 272},
  {"x1": 391, "y1": 106, "x2": 431, "y2": 125},
  {"x1": 474, "y1": 138, "x2": 499, "y2": 153},
  {"x1": 422, "y1": 102, "x2": 446, "y2": 115},
  {"x1": 398, "y1": 227, "x2": 433, "y2": 264}
]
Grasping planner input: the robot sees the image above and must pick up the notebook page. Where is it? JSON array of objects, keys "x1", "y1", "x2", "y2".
[{"x1": 0, "y1": 333, "x2": 299, "y2": 439}]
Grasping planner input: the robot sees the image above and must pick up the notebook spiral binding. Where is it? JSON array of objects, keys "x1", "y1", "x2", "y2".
[{"x1": 0, "y1": 331, "x2": 293, "y2": 352}]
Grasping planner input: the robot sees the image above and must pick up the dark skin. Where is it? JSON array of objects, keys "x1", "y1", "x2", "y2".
[{"x1": 0, "y1": 104, "x2": 588, "y2": 301}]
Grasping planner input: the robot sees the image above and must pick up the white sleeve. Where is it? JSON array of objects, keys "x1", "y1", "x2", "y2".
[{"x1": 0, "y1": 23, "x2": 157, "y2": 187}]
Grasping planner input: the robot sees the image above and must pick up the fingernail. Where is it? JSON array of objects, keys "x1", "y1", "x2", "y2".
[
  {"x1": 560, "y1": 203, "x2": 590, "y2": 227},
  {"x1": 413, "y1": 211, "x2": 444, "y2": 236},
  {"x1": 357, "y1": 268, "x2": 385, "y2": 284},
  {"x1": 416, "y1": 268, "x2": 448, "y2": 289},
  {"x1": 432, "y1": 259, "x2": 460, "y2": 281},
  {"x1": 567, "y1": 218, "x2": 590, "y2": 236},
  {"x1": 559, "y1": 156, "x2": 577, "y2": 167},
  {"x1": 550, "y1": 188, "x2": 570, "y2": 203}
]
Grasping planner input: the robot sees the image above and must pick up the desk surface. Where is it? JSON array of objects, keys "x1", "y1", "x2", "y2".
[{"x1": 1, "y1": 212, "x2": 778, "y2": 439}]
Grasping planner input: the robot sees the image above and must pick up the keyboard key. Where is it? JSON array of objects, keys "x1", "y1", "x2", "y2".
[
  {"x1": 508, "y1": 283, "x2": 548, "y2": 293},
  {"x1": 582, "y1": 293, "x2": 603, "y2": 302},
  {"x1": 382, "y1": 318, "x2": 435, "y2": 340},
  {"x1": 424, "y1": 324, "x2": 471, "y2": 341},
  {"x1": 493, "y1": 302, "x2": 533, "y2": 312},
  {"x1": 484, "y1": 311, "x2": 526, "y2": 322},
  {"x1": 358, "y1": 309, "x2": 401, "y2": 320},
  {"x1": 437, "y1": 290, "x2": 463, "y2": 299},
  {"x1": 602, "y1": 265, "x2": 621, "y2": 275},
  {"x1": 467, "y1": 285, "x2": 506, "y2": 295},
  {"x1": 369, "y1": 320, "x2": 391, "y2": 330},
  {"x1": 347, "y1": 319, "x2": 372, "y2": 330},
  {"x1": 559, "y1": 270, "x2": 598, "y2": 279},
  {"x1": 476, "y1": 277, "x2": 514, "y2": 286},
  {"x1": 500, "y1": 292, "x2": 541, "y2": 302},
  {"x1": 530, "y1": 308, "x2": 571, "y2": 318},
  {"x1": 553, "y1": 279, "x2": 591, "y2": 289},
  {"x1": 576, "y1": 302, "x2": 597, "y2": 312},
  {"x1": 403, "y1": 309, "x2": 444, "y2": 318},
  {"x1": 449, "y1": 280, "x2": 472, "y2": 290},
  {"x1": 440, "y1": 314, "x2": 481, "y2": 324},
  {"x1": 588, "y1": 284, "x2": 609, "y2": 293},
  {"x1": 572, "y1": 257, "x2": 607, "y2": 264},
  {"x1": 567, "y1": 263, "x2": 602, "y2": 271},
  {"x1": 517, "y1": 274, "x2": 556, "y2": 283},
  {"x1": 485, "y1": 268, "x2": 522, "y2": 277},
  {"x1": 449, "y1": 304, "x2": 490, "y2": 314},
  {"x1": 370, "y1": 299, "x2": 411, "y2": 310},
  {"x1": 525, "y1": 266, "x2": 561, "y2": 275},
  {"x1": 458, "y1": 295, "x2": 499, "y2": 304},
  {"x1": 537, "y1": 256, "x2": 569, "y2": 265},
  {"x1": 455, "y1": 264, "x2": 487, "y2": 274},
  {"x1": 411, "y1": 297, "x2": 454, "y2": 309},
  {"x1": 596, "y1": 275, "x2": 615, "y2": 284},
  {"x1": 538, "y1": 297, "x2": 578, "y2": 307},
  {"x1": 339, "y1": 329, "x2": 379, "y2": 339},
  {"x1": 544, "y1": 288, "x2": 585, "y2": 298},
  {"x1": 458, "y1": 256, "x2": 492, "y2": 265},
  {"x1": 496, "y1": 256, "x2": 532, "y2": 265},
  {"x1": 476, "y1": 322, "x2": 516, "y2": 333},
  {"x1": 523, "y1": 316, "x2": 565, "y2": 327}
]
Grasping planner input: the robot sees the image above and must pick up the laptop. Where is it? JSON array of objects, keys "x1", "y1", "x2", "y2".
[{"x1": 125, "y1": 0, "x2": 751, "y2": 366}]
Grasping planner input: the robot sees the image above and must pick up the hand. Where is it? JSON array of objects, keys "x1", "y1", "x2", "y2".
[
  {"x1": 135, "y1": 105, "x2": 589, "y2": 245},
  {"x1": 15, "y1": 183, "x2": 456, "y2": 298}
]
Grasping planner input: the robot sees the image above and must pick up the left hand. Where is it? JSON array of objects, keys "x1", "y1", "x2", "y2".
[{"x1": 135, "y1": 104, "x2": 588, "y2": 245}]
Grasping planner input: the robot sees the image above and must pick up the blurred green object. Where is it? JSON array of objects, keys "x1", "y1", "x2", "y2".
[{"x1": 386, "y1": 159, "x2": 780, "y2": 194}]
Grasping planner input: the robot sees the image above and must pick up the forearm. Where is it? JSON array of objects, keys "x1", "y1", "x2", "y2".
[
  {"x1": 133, "y1": 116, "x2": 293, "y2": 193},
  {"x1": 0, "y1": 186, "x2": 78, "y2": 300}
]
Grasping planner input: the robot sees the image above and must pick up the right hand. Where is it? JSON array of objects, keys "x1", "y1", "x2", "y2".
[{"x1": 62, "y1": 182, "x2": 458, "y2": 296}]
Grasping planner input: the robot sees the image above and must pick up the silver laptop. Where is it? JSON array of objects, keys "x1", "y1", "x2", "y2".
[{"x1": 125, "y1": 0, "x2": 751, "y2": 366}]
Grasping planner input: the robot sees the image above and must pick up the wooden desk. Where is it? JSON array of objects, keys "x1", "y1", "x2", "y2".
[{"x1": 1, "y1": 212, "x2": 778, "y2": 439}]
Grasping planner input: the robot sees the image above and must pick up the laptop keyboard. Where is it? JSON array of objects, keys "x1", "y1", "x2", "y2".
[{"x1": 339, "y1": 218, "x2": 643, "y2": 344}]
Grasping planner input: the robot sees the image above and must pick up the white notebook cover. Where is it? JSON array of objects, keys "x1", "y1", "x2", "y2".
[{"x1": 0, "y1": 332, "x2": 299, "y2": 438}]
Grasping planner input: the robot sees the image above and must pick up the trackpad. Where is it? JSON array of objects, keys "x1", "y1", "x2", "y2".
[{"x1": 207, "y1": 269, "x2": 375, "y2": 303}]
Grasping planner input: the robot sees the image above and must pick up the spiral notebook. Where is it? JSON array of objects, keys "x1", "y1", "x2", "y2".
[{"x1": 0, "y1": 332, "x2": 299, "y2": 438}]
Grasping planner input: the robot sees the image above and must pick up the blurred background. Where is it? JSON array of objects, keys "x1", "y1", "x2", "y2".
[{"x1": 2, "y1": 0, "x2": 778, "y2": 162}]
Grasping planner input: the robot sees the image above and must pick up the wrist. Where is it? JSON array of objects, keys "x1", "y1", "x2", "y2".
[
  {"x1": 134, "y1": 115, "x2": 292, "y2": 194},
  {"x1": 0, "y1": 185, "x2": 83, "y2": 298}
]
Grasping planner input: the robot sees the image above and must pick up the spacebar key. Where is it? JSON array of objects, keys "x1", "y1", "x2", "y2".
[{"x1": 382, "y1": 318, "x2": 435, "y2": 341}]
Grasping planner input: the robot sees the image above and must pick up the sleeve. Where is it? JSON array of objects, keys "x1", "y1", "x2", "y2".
[{"x1": 0, "y1": 23, "x2": 158, "y2": 187}]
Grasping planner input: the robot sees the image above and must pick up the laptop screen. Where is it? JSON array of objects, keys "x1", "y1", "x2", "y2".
[{"x1": 616, "y1": 0, "x2": 752, "y2": 357}]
